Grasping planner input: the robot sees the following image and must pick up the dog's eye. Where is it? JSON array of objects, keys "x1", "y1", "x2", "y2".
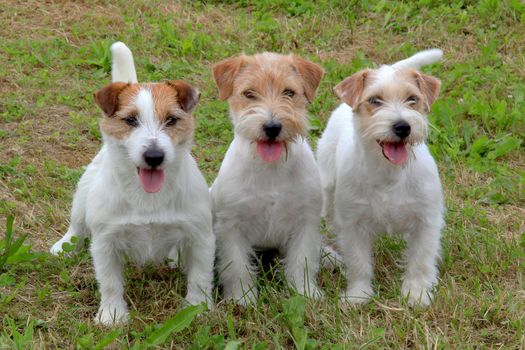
[
  {"x1": 124, "y1": 116, "x2": 138, "y2": 127},
  {"x1": 406, "y1": 95, "x2": 419, "y2": 104},
  {"x1": 282, "y1": 89, "x2": 295, "y2": 98},
  {"x1": 368, "y1": 96, "x2": 383, "y2": 106},
  {"x1": 243, "y1": 90, "x2": 256, "y2": 99},
  {"x1": 166, "y1": 116, "x2": 179, "y2": 126}
]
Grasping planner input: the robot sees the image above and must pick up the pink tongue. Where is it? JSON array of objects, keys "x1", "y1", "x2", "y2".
[
  {"x1": 256, "y1": 141, "x2": 283, "y2": 163},
  {"x1": 138, "y1": 168, "x2": 165, "y2": 193},
  {"x1": 382, "y1": 142, "x2": 408, "y2": 165}
]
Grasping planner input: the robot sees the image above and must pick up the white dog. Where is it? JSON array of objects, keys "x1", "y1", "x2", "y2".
[
  {"x1": 317, "y1": 49, "x2": 444, "y2": 306},
  {"x1": 50, "y1": 42, "x2": 215, "y2": 325},
  {"x1": 210, "y1": 52, "x2": 325, "y2": 304}
]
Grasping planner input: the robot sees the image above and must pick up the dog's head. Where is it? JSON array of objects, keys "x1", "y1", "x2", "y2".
[
  {"x1": 334, "y1": 65, "x2": 440, "y2": 166},
  {"x1": 94, "y1": 81, "x2": 200, "y2": 193},
  {"x1": 213, "y1": 52, "x2": 324, "y2": 163}
]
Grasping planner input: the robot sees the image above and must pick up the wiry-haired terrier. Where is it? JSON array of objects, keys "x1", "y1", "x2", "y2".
[
  {"x1": 317, "y1": 49, "x2": 444, "y2": 306},
  {"x1": 210, "y1": 52, "x2": 325, "y2": 305}
]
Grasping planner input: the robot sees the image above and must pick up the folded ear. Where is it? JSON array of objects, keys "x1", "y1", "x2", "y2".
[
  {"x1": 93, "y1": 82, "x2": 130, "y2": 117},
  {"x1": 333, "y1": 70, "x2": 370, "y2": 108},
  {"x1": 291, "y1": 56, "x2": 324, "y2": 102},
  {"x1": 416, "y1": 72, "x2": 441, "y2": 111},
  {"x1": 212, "y1": 56, "x2": 246, "y2": 100},
  {"x1": 166, "y1": 80, "x2": 200, "y2": 113}
]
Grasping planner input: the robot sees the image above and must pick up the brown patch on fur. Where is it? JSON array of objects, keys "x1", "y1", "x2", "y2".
[
  {"x1": 291, "y1": 56, "x2": 324, "y2": 102},
  {"x1": 213, "y1": 52, "x2": 322, "y2": 142},
  {"x1": 93, "y1": 82, "x2": 131, "y2": 117},
  {"x1": 98, "y1": 83, "x2": 139, "y2": 139},
  {"x1": 337, "y1": 68, "x2": 440, "y2": 117},
  {"x1": 213, "y1": 55, "x2": 247, "y2": 100},
  {"x1": 165, "y1": 80, "x2": 200, "y2": 112},
  {"x1": 150, "y1": 83, "x2": 196, "y2": 144},
  {"x1": 334, "y1": 70, "x2": 371, "y2": 108},
  {"x1": 98, "y1": 82, "x2": 198, "y2": 143},
  {"x1": 416, "y1": 72, "x2": 441, "y2": 111}
]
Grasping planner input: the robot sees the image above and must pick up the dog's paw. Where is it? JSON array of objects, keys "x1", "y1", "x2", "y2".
[
  {"x1": 50, "y1": 239, "x2": 69, "y2": 256},
  {"x1": 224, "y1": 286, "x2": 258, "y2": 306},
  {"x1": 401, "y1": 280, "x2": 434, "y2": 307},
  {"x1": 184, "y1": 292, "x2": 213, "y2": 309},
  {"x1": 340, "y1": 283, "x2": 373, "y2": 304},
  {"x1": 95, "y1": 301, "x2": 129, "y2": 326}
]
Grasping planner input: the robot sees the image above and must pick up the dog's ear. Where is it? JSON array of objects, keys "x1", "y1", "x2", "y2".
[
  {"x1": 292, "y1": 56, "x2": 324, "y2": 103},
  {"x1": 93, "y1": 82, "x2": 130, "y2": 117},
  {"x1": 212, "y1": 56, "x2": 246, "y2": 100},
  {"x1": 416, "y1": 72, "x2": 441, "y2": 111},
  {"x1": 166, "y1": 80, "x2": 200, "y2": 113},
  {"x1": 334, "y1": 70, "x2": 370, "y2": 108}
]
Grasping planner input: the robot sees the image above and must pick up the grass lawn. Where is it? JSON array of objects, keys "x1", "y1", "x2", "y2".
[{"x1": 1, "y1": 0, "x2": 524, "y2": 348}]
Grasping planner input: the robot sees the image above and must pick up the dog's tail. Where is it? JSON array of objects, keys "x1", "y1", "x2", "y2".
[
  {"x1": 391, "y1": 49, "x2": 443, "y2": 70},
  {"x1": 111, "y1": 42, "x2": 138, "y2": 83}
]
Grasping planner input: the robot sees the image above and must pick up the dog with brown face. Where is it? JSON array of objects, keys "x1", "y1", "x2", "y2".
[
  {"x1": 210, "y1": 52, "x2": 324, "y2": 305},
  {"x1": 317, "y1": 50, "x2": 444, "y2": 306},
  {"x1": 50, "y1": 42, "x2": 215, "y2": 325}
]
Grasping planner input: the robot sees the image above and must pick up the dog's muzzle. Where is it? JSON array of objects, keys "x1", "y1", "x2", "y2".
[
  {"x1": 143, "y1": 149, "x2": 165, "y2": 167},
  {"x1": 263, "y1": 120, "x2": 282, "y2": 141}
]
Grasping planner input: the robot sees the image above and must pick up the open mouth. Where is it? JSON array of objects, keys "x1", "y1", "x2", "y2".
[
  {"x1": 256, "y1": 140, "x2": 283, "y2": 163},
  {"x1": 137, "y1": 167, "x2": 165, "y2": 193},
  {"x1": 378, "y1": 141, "x2": 409, "y2": 165}
]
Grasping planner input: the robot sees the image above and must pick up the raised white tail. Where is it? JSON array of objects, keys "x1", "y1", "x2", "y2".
[
  {"x1": 110, "y1": 42, "x2": 138, "y2": 83},
  {"x1": 392, "y1": 49, "x2": 443, "y2": 70}
]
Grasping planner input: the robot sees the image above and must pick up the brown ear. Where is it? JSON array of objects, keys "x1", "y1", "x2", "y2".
[
  {"x1": 292, "y1": 56, "x2": 324, "y2": 102},
  {"x1": 166, "y1": 80, "x2": 200, "y2": 113},
  {"x1": 416, "y1": 73, "x2": 441, "y2": 110},
  {"x1": 333, "y1": 70, "x2": 370, "y2": 108},
  {"x1": 212, "y1": 56, "x2": 246, "y2": 100},
  {"x1": 93, "y1": 82, "x2": 129, "y2": 117}
]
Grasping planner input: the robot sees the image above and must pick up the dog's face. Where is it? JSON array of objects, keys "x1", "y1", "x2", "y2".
[
  {"x1": 94, "y1": 81, "x2": 199, "y2": 193},
  {"x1": 334, "y1": 66, "x2": 440, "y2": 165},
  {"x1": 213, "y1": 52, "x2": 324, "y2": 163}
]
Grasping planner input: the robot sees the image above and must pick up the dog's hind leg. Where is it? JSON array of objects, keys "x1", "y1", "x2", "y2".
[{"x1": 50, "y1": 173, "x2": 92, "y2": 255}]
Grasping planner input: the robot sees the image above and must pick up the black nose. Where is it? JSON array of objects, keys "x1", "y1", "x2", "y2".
[
  {"x1": 143, "y1": 149, "x2": 165, "y2": 167},
  {"x1": 392, "y1": 121, "x2": 411, "y2": 139},
  {"x1": 263, "y1": 121, "x2": 282, "y2": 140}
]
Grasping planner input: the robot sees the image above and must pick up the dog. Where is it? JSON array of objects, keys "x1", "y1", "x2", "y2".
[
  {"x1": 50, "y1": 42, "x2": 215, "y2": 325},
  {"x1": 210, "y1": 52, "x2": 325, "y2": 305},
  {"x1": 317, "y1": 49, "x2": 444, "y2": 306}
]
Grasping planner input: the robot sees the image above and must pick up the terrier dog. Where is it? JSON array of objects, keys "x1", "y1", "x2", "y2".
[
  {"x1": 317, "y1": 49, "x2": 444, "y2": 306},
  {"x1": 210, "y1": 52, "x2": 324, "y2": 305},
  {"x1": 50, "y1": 42, "x2": 215, "y2": 325}
]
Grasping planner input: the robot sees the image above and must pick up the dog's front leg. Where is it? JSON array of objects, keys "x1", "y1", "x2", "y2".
[
  {"x1": 284, "y1": 224, "x2": 323, "y2": 298},
  {"x1": 402, "y1": 222, "x2": 441, "y2": 306},
  {"x1": 216, "y1": 229, "x2": 257, "y2": 305},
  {"x1": 91, "y1": 234, "x2": 128, "y2": 326},
  {"x1": 338, "y1": 223, "x2": 375, "y2": 304},
  {"x1": 184, "y1": 234, "x2": 215, "y2": 307}
]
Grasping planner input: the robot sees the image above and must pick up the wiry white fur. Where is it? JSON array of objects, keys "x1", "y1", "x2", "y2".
[
  {"x1": 391, "y1": 48, "x2": 443, "y2": 70},
  {"x1": 317, "y1": 54, "x2": 444, "y2": 306},
  {"x1": 211, "y1": 136, "x2": 323, "y2": 304},
  {"x1": 110, "y1": 42, "x2": 138, "y2": 83},
  {"x1": 50, "y1": 44, "x2": 214, "y2": 326}
]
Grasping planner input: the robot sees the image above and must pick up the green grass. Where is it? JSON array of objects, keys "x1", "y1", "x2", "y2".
[{"x1": 1, "y1": 0, "x2": 524, "y2": 348}]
